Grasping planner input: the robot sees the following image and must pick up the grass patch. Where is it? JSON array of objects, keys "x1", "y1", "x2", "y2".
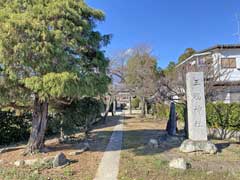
[
  {"x1": 31, "y1": 161, "x2": 53, "y2": 171},
  {"x1": 118, "y1": 116, "x2": 240, "y2": 180},
  {"x1": 63, "y1": 167, "x2": 74, "y2": 177},
  {"x1": 153, "y1": 158, "x2": 168, "y2": 168},
  {"x1": 0, "y1": 167, "x2": 47, "y2": 180}
]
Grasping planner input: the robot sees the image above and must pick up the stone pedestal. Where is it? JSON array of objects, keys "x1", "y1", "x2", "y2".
[{"x1": 180, "y1": 139, "x2": 217, "y2": 154}]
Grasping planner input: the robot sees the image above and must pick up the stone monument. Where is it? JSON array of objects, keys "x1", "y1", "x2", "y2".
[
  {"x1": 186, "y1": 72, "x2": 208, "y2": 140},
  {"x1": 180, "y1": 72, "x2": 217, "y2": 154}
]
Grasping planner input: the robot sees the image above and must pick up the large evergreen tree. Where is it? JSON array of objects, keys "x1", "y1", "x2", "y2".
[{"x1": 0, "y1": 0, "x2": 110, "y2": 154}]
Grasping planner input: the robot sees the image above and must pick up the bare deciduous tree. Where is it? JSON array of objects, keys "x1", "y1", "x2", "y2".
[
  {"x1": 124, "y1": 45, "x2": 158, "y2": 117},
  {"x1": 156, "y1": 53, "x2": 232, "y2": 135}
]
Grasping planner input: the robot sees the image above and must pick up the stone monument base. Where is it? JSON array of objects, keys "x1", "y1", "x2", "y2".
[{"x1": 180, "y1": 139, "x2": 217, "y2": 154}]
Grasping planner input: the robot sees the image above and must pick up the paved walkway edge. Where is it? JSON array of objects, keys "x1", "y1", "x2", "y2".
[{"x1": 94, "y1": 114, "x2": 124, "y2": 180}]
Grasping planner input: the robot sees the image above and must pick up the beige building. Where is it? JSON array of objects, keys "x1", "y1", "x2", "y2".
[{"x1": 176, "y1": 44, "x2": 240, "y2": 103}]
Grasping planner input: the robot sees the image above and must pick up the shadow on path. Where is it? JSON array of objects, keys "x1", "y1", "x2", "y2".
[
  {"x1": 44, "y1": 115, "x2": 185, "y2": 156},
  {"x1": 89, "y1": 129, "x2": 184, "y2": 156}
]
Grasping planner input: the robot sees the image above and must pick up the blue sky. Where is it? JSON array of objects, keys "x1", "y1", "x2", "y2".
[{"x1": 86, "y1": 0, "x2": 240, "y2": 68}]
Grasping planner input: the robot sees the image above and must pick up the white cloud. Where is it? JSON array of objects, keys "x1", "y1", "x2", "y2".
[{"x1": 123, "y1": 48, "x2": 134, "y2": 57}]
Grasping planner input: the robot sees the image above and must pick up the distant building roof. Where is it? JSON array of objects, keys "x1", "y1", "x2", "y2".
[
  {"x1": 176, "y1": 44, "x2": 240, "y2": 68},
  {"x1": 197, "y1": 44, "x2": 240, "y2": 54}
]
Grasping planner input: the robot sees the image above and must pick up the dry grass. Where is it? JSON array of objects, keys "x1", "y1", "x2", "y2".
[
  {"x1": 118, "y1": 116, "x2": 240, "y2": 180},
  {"x1": 0, "y1": 115, "x2": 120, "y2": 180},
  {"x1": 1, "y1": 114, "x2": 240, "y2": 180}
]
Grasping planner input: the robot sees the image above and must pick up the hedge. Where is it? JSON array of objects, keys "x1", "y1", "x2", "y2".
[
  {"x1": 51, "y1": 97, "x2": 105, "y2": 136},
  {"x1": 151, "y1": 103, "x2": 169, "y2": 120},
  {"x1": 0, "y1": 97, "x2": 105, "y2": 145},
  {"x1": 0, "y1": 111, "x2": 31, "y2": 145},
  {"x1": 152, "y1": 103, "x2": 185, "y2": 122},
  {"x1": 131, "y1": 97, "x2": 141, "y2": 109},
  {"x1": 206, "y1": 102, "x2": 240, "y2": 131},
  {"x1": 152, "y1": 102, "x2": 240, "y2": 132},
  {"x1": 3, "y1": 100, "x2": 239, "y2": 145}
]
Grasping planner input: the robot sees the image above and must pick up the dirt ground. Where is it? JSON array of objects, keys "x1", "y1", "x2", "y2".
[
  {"x1": 1, "y1": 114, "x2": 240, "y2": 180},
  {"x1": 118, "y1": 116, "x2": 240, "y2": 180},
  {"x1": 0, "y1": 115, "x2": 120, "y2": 180}
]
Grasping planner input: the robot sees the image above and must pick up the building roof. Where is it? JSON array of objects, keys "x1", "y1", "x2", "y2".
[
  {"x1": 176, "y1": 51, "x2": 211, "y2": 67},
  {"x1": 176, "y1": 44, "x2": 240, "y2": 68},
  {"x1": 197, "y1": 44, "x2": 240, "y2": 54}
]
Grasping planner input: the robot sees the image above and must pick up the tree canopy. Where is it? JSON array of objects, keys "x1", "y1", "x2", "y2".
[
  {"x1": 0, "y1": 0, "x2": 111, "y2": 153},
  {"x1": 163, "y1": 61, "x2": 176, "y2": 76},
  {"x1": 125, "y1": 49, "x2": 158, "y2": 98},
  {"x1": 124, "y1": 47, "x2": 158, "y2": 116},
  {"x1": 178, "y1": 48, "x2": 196, "y2": 63},
  {"x1": 0, "y1": 0, "x2": 110, "y2": 104}
]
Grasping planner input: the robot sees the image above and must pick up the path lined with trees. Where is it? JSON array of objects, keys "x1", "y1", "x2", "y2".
[
  {"x1": 0, "y1": 1, "x2": 240, "y2": 180},
  {"x1": 94, "y1": 111, "x2": 124, "y2": 180}
]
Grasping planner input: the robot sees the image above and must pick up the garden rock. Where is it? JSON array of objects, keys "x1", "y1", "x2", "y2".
[
  {"x1": 25, "y1": 159, "x2": 39, "y2": 166},
  {"x1": 14, "y1": 160, "x2": 25, "y2": 167},
  {"x1": 52, "y1": 152, "x2": 69, "y2": 168},
  {"x1": 169, "y1": 158, "x2": 189, "y2": 170},
  {"x1": 180, "y1": 139, "x2": 217, "y2": 154},
  {"x1": 148, "y1": 139, "x2": 158, "y2": 149},
  {"x1": 0, "y1": 160, "x2": 4, "y2": 165}
]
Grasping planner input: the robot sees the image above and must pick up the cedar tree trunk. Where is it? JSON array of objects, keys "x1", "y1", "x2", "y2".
[{"x1": 25, "y1": 96, "x2": 48, "y2": 154}]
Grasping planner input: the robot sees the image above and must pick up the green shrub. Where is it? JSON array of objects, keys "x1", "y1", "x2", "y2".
[
  {"x1": 151, "y1": 102, "x2": 186, "y2": 122},
  {"x1": 174, "y1": 102, "x2": 240, "y2": 130},
  {"x1": 176, "y1": 104, "x2": 185, "y2": 122},
  {"x1": 0, "y1": 110, "x2": 60, "y2": 145},
  {"x1": 46, "y1": 114, "x2": 61, "y2": 136},
  {"x1": 131, "y1": 97, "x2": 141, "y2": 109},
  {"x1": 151, "y1": 101, "x2": 240, "y2": 133},
  {"x1": 53, "y1": 97, "x2": 105, "y2": 135},
  {"x1": 0, "y1": 111, "x2": 31, "y2": 145},
  {"x1": 206, "y1": 102, "x2": 240, "y2": 131},
  {"x1": 152, "y1": 103, "x2": 169, "y2": 120},
  {"x1": 0, "y1": 98, "x2": 105, "y2": 145}
]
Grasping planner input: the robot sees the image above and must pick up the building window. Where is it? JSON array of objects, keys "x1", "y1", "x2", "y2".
[
  {"x1": 198, "y1": 57, "x2": 213, "y2": 66},
  {"x1": 198, "y1": 59, "x2": 205, "y2": 65},
  {"x1": 221, "y1": 58, "x2": 236, "y2": 68}
]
